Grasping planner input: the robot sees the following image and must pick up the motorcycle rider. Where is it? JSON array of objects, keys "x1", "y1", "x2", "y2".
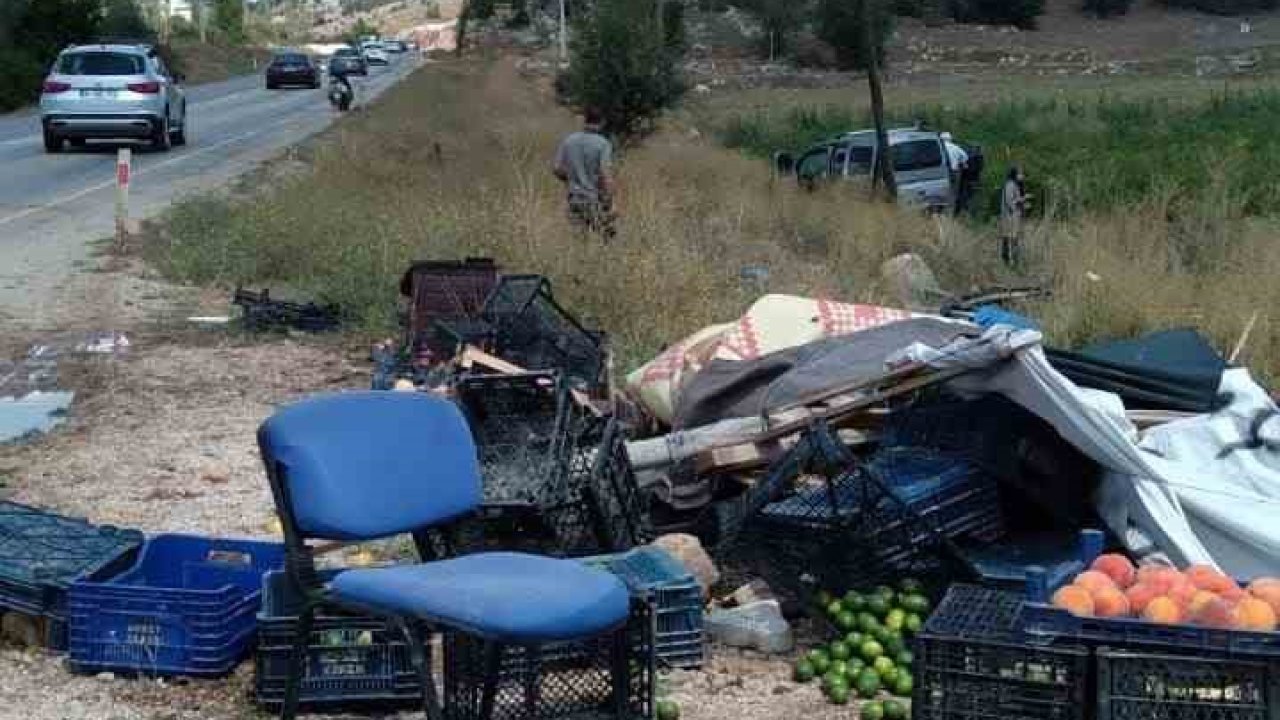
[{"x1": 328, "y1": 58, "x2": 354, "y2": 108}]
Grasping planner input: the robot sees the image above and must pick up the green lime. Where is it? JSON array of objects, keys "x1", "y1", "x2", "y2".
[
  {"x1": 828, "y1": 684, "x2": 851, "y2": 705},
  {"x1": 872, "y1": 656, "x2": 895, "y2": 675},
  {"x1": 884, "y1": 698, "x2": 908, "y2": 720},
  {"x1": 855, "y1": 669, "x2": 883, "y2": 699},
  {"x1": 793, "y1": 659, "x2": 816, "y2": 683},
  {"x1": 896, "y1": 650, "x2": 914, "y2": 668},
  {"x1": 812, "y1": 654, "x2": 831, "y2": 675},
  {"x1": 808, "y1": 648, "x2": 830, "y2": 666},
  {"x1": 901, "y1": 594, "x2": 931, "y2": 615},
  {"x1": 858, "y1": 612, "x2": 881, "y2": 633},
  {"x1": 874, "y1": 584, "x2": 895, "y2": 598},
  {"x1": 657, "y1": 699, "x2": 681, "y2": 720},
  {"x1": 885, "y1": 609, "x2": 906, "y2": 631},
  {"x1": 830, "y1": 641, "x2": 852, "y2": 661},
  {"x1": 867, "y1": 594, "x2": 891, "y2": 617},
  {"x1": 844, "y1": 631, "x2": 865, "y2": 647},
  {"x1": 872, "y1": 626, "x2": 893, "y2": 645},
  {"x1": 878, "y1": 666, "x2": 900, "y2": 685},
  {"x1": 815, "y1": 590, "x2": 835, "y2": 608},
  {"x1": 884, "y1": 635, "x2": 907, "y2": 657},
  {"x1": 899, "y1": 578, "x2": 925, "y2": 595},
  {"x1": 826, "y1": 600, "x2": 845, "y2": 618},
  {"x1": 830, "y1": 659, "x2": 850, "y2": 678},
  {"x1": 836, "y1": 610, "x2": 858, "y2": 631},
  {"x1": 861, "y1": 639, "x2": 885, "y2": 661},
  {"x1": 848, "y1": 657, "x2": 866, "y2": 675},
  {"x1": 842, "y1": 591, "x2": 867, "y2": 613},
  {"x1": 822, "y1": 671, "x2": 847, "y2": 693},
  {"x1": 893, "y1": 673, "x2": 914, "y2": 697},
  {"x1": 862, "y1": 700, "x2": 886, "y2": 720},
  {"x1": 904, "y1": 613, "x2": 923, "y2": 634}
]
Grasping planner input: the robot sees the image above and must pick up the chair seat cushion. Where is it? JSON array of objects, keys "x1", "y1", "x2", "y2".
[{"x1": 330, "y1": 552, "x2": 631, "y2": 643}]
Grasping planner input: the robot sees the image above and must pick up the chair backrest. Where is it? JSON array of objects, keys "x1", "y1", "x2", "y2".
[{"x1": 259, "y1": 391, "x2": 481, "y2": 541}]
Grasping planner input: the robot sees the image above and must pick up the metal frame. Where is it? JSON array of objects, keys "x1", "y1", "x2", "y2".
[{"x1": 261, "y1": 442, "x2": 638, "y2": 720}]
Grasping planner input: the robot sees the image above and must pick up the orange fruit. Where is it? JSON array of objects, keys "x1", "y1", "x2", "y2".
[
  {"x1": 1141, "y1": 596, "x2": 1182, "y2": 624},
  {"x1": 1073, "y1": 571, "x2": 1116, "y2": 595},
  {"x1": 1091, "y1": 554, "x2": 1137, "y2": 589},
  {"x1": 1092, "y1": 586, "x2": 1132, "y2": 618},
  {"x1": 1237, "y1": 598, "x2": 1278, "y2": 632},
  {"x1": 1052, "y1": 585, "x2": 1096, "y2": 617}
]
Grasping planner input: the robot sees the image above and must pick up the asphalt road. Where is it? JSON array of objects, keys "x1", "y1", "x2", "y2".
[{"x1": 0, "y1": 56, "x2": 419, "y2": 334}]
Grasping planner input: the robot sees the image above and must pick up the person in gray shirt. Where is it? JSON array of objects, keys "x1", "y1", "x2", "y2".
[
  {"x1": 553, "y1": 107, "x2": 616, "y2": 240},
  {"x1": 999, "y1": 165, "x2": 1031, "y2": 267}
]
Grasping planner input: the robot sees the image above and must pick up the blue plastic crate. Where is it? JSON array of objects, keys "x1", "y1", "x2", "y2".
[
  {"x1": 68, "y1": 534, "x2": 283, "y2": 677},
  {"x1": 579, "y1": 547, "x2": 704, "y2": 669},
  {"x1": 956, "y1": 530, "x2": 1099, "y2": 593},
  {"x1": 255, "y1": 570, "x2": 421, "y2": 710},
  {"x1": 1019, "y1": 534, "x2": 1280, "y2": 659}
]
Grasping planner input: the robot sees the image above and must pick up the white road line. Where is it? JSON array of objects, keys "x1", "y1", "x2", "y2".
[{"x1": 0, "y1": 113, "x2": 307, "y2": 227}]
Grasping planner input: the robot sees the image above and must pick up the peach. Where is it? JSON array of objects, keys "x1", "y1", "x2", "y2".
[
  {"x1": 1092, "y1": 586, "x2": 1132, "y2": 618},
  {"x1": 1186, "y1": 564, "x2": 1237, "y2": 594},
  {"x1": 1188, "y1": 590, "x2": 1219, "y2": 618},
  {"x1": 1091, "y1": 554, "x2": 1137, "y2": 589},
  {"x1": 1052, "y1": 585, "x2": 1096, "y2": 617},
  {"x1": 1248, "y1": 583, "x2": 1280, "y2": 616},
  {"x1": 1136, "y1": 566, "x2": 1184, "y2": 595},
  {"x1": 1125, "y1": 583, "x2": 1161, "y2": 615},
  {"x1": 1192, "y1": 597, "x2": 1242, "y2": 629},
  {"x1": 1142, "y1": 596, "x2": 1183, "y2": 624},
  {"x1": 1237, "y1": 598, "x2": 1278, "y2": 632},
  {"x1": 1247, "y1": 577, "x2": 1280, "y2": 595},
  {"x1": 1074, "y1": 571, "x2": 1117, "y2": 595},
  {"x1": 1167, "y1": 579, "x2": 1199, "y2": 610}
]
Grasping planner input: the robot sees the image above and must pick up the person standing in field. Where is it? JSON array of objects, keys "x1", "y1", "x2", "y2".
[
  {"x1": 553, "y1": 107, "x2": 617, "y2": 241},
  {"x1": 999, "y1": 165, "x2": 1030, "y2": 267}
]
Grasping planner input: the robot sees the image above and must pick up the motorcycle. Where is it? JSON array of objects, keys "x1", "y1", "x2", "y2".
[{"x1": 328, "y1": 76, "x2": 353, "y2": 111}]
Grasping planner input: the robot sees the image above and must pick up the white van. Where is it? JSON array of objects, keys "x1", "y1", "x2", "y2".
[{"x1": 778, "y1": 127, "x2": 957, "y2": 212}]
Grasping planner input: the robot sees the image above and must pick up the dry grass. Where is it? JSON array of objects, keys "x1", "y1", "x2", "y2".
[{"x1": 148, "y1": 55, "x2": 1280, "y2": 381}]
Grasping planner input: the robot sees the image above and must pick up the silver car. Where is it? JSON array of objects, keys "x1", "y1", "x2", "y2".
[
  {"x1": 39, "y1": 43, "x2": 188, "y2": 153},
  {"x1": 785, "y1": 128, "x2": 956, "y2": 212}
]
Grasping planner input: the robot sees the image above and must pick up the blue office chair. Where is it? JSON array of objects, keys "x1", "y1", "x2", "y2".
[{"x1": 258, "y1": 391, "x2": 637, "y2": 720}]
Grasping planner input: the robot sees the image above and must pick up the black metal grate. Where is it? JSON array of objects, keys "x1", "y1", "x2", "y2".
[
  {"x1": 442, "y1": 600, "x2": 654, "y2": 720},
  {"x1": 1096, "y1": 648, "x2": 1279, "y2": 720},
  {"x1": 480, "y1": 275, "x2": 607, "y2": 393}
]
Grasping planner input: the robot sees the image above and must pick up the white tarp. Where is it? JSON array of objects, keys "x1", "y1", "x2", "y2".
[{"x1": 899, "y1": 326, "x2": 1280, "y2": 577}]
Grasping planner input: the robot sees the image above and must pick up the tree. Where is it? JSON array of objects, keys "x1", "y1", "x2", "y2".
[
  {"x1": 211, "y1": 0, "x2": 245, "y2": 41},
  {"x1": 562, "y1": 0, "x2": 685, "y2": 138},
  {"x1": 815, "y1": 0, "x2": 895, "y2": 198},
  {"x1": 740, "y1": 0, "x2": 810, "y2": 58},
  {"x1": 345, "y1": 16, "x2": 379, "y2": 41},
  {"x1": 948, "y1": 0, "x2": 1044, "y2": 29},
  {"x1": 102, "y1": 0, "x2": 154, "y2": 40}
]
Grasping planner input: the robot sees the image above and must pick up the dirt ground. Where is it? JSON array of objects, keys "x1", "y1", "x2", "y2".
[{"x1": 0, "y1": 329, "x2": 835, "y2": 720}]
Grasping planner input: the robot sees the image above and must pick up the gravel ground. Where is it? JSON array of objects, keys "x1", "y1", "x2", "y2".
[{"x1": 0, "y1": 335, "x2": 821, "y2": 720}]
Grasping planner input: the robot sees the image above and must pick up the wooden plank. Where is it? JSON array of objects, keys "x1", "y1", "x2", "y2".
[
  {"x1": 459, "y1": 345, "x2": 601, "y2": 415},
  {"x1": 769, "y1": 362, "x2": 928, "y2": 415}
]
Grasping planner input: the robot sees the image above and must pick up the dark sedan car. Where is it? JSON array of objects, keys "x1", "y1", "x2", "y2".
[
  {"x1": 328, "y1": 47, "x2": 368, "y2": 77},
  {"x1": 265, "y1": 52, "x2": 319, "y2": 89}
]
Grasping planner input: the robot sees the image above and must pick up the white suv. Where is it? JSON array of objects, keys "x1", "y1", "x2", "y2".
[{"x1": 39, "y1": 44, "x2": 188, "y2": 153}]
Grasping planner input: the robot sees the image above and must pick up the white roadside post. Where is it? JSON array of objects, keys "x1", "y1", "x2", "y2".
[{"x1": 115, "y1": 147, "x2": 131, "y2": 247}]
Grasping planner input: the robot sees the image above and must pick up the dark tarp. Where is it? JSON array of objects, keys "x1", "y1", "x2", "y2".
[
  {"x1": 1045, "y1": 328, "x2": 1227, "y2": 413},
  {"x1": 673, "y1": 318, "x2": 973, "y2": 429}
]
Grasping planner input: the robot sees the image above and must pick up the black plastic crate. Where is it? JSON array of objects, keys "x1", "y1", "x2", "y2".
[
  {"x1": 456, "y1": 371, "x2": 582, "y2": 506},
  {"x1": 440, "y1": 417, "x2": 648, "y2": 559},
  {"x1": 480, "y1": 275, "x2": 607, "y2": 393},
  {"x1": 442, "y1": 599, "x2": 654, "y2": 720},
  {"x1": 913, "y1": 632, "x2": 1090, "y2": 720},
  {"x1": 400, "y1": 258, "x2": 499, "y2": 355},
  {"x1": 0, "y1": 501, "x2": 143, "y2": 649},
  {"x1": 254, "y1": 570, "x2": 422, "y2": 711},
  {"x1": 1096, "y1": 647, "x2": 1280, "y2": 720}
]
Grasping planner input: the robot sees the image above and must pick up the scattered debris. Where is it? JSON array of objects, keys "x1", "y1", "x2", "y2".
[
  {"x1": 0, "y1": 391, "x2": 74, "y2": 444},
  {"x1": 232, "y1": 287, "x2": 341, "y2": 333},
  {"x1": 706, "y1": 600, "x2": 794, "y2": 653}
]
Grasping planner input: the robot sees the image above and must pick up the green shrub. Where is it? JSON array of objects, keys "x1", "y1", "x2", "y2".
[
  {"x1": 1160, "y1": 0, "x2": 1276, "y2": 13},
  {"x1": 739, "y1": 0, "x2": 812, "y2": 57},
  {"x1": 1083, "y1": 0, "x2": 1134, "y2": 16},
  {"x1": 0, "y1": 48, "x2": 43, "y2": 112},
  {"x1": 561, "y1": 0, "x2": 686, "y2": 138},
  {"x1": 949, "y1": 0, "x2": 1045, "y2": 28}
]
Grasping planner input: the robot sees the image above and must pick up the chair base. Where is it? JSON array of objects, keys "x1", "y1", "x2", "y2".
[{"x1": 442, "y1": 600, "x2": 655, "y2": 720}]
